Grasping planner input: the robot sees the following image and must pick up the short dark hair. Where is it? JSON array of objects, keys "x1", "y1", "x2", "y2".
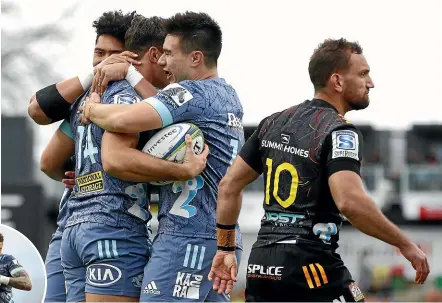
[
  {"x1": 0, "y1": 233, "x2": 3, "y2": 243},
  {"x1": 164, "y1": 11, "x2": 222, "y2": 67},
  {"x1": 124, "y1": 16, "x2": 167, "y2": 56},
  {"x1": 92, "y1": 10, "x2": 137, "y2": 44},
  {"x1": 308, "y1": 38, "x2": 363, "y2": 90}
]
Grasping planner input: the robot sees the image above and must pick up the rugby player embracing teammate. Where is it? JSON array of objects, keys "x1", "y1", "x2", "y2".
[
  {"x1": 79, "y1": 11, "x2": 244, "y2": 302},
  {"x1": 209, "y1": 38, "x2": 430, "y2": 302},
  {"x1": 31, "y1": 14, "x2": 208, "y2": 302},
  {"x1": 29, "y1": 10, "x2": 139, "y2": 303}
]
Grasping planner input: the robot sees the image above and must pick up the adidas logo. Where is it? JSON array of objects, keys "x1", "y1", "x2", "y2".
[{"x1": 143, "y1": 281, "x2": 160, "y2": 295}]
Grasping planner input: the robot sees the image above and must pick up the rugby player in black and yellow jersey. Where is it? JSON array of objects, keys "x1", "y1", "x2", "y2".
[{"x1": 208, "y1": 38, "x2": 430, "y2": 302}]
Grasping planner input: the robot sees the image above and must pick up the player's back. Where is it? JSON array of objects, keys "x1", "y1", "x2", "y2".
[
  {"x1": 154, "y1": 78, "x2": 244, "y2": 246},
  {"x1": 0, "y1": 254, "x2": 18, "y2": 303},
  {"x1": 67, "y1": 81, "x2": 150, "y2": 234},
  {"x1": 255, "y1": 99, "x2": 359, "y2": 249}
]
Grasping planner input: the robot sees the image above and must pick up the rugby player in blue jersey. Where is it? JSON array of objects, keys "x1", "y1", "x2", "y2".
[
  {"x1": 79, "y1": 11, "x2": 244, "y2": 302},
  {"x1": 37, "y1": 15, "x2": 208, "y2": 303},
  {"x1": 35, "y1": 10, "x2": 139, "y2": 303},
  {"x1": 0, "y1": 233, "x2": 32, "y2": 303}
]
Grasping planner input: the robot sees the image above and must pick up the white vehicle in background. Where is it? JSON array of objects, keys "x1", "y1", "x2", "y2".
[{"x1": 401, "y1": 164, "x2": 442, "y2": 221}]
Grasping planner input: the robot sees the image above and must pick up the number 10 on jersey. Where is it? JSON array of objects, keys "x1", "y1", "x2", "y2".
[{"x1": 265, "y1": 158, "x2": 299, "y2": 208}]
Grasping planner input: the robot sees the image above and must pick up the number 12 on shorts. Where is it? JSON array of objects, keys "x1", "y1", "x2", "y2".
[{"x1": 265, "y1": 158, "x2": 299, "y2": 208}]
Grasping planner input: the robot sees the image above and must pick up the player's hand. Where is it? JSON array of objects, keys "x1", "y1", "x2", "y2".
[
  {"x1": 94, "y1": 51, "x2": 140, "y2": 73},
  {"x1": 78, "y1": 93, "x2": 101, "y2": 125},
  {"x1": 208, "y1": 251, "x2": 237, "y2": 295},
  {"x1": 92, "y1": 62, "x2": 131, "y2": 95},
  {"x1": 399, "y1": 242, "x2": 430, "y2": 284},
  {"x1": 181, "y1": 135, "x2": 209, "y2": 180},
  {"x1": 62, "y1": 171, "x2": 75, "y2": 189}
]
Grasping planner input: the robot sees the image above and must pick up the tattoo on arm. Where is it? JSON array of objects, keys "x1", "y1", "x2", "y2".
[{"x1": 9, "y1": 270, "x2": 32, "y2": 291}]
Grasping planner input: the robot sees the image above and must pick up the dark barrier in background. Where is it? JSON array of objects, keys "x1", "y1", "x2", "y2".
[{"x1": 1, "y1": 184, "x2": 47, "y2": 255}]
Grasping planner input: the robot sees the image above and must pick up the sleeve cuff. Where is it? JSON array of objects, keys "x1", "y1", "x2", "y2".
[
  {"x1": 327, "y1": 158, "x2": 360, "y2": 177},
  {"x1": 144, "y1": 97, "x2": 173, "y2": 127}
]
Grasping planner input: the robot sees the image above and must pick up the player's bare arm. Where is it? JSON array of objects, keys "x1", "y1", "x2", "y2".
[
  {"x1": 208, "y1": 156, "x2": 260, "y2": 295},
  {"x1": 329, "y1": 170, "x2": 430, "y2": 284},
  {"x1": 1, "y1": 269, "x2": 32, "y2": 291},
  {"x1": 28, "y1": 51, "x2": 140, "y2": 125},
  {"x1": 102, "y1": 132, "x2": 208, "y2": 182},
  {"x1": 28, "y1": 77, "x2": 86, "y2": 125},
  {"x1": 40, "y1": 129, "x2": 75, "y2": 181},
  {"x1": 80, "y1": 92, "x2": 162, "y2": 133}
]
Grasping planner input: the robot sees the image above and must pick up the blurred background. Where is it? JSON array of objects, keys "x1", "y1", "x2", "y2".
[
  {"x1": 0, "y1": 225, "x2": 46, "y2": 302},
  {"x1": 1, "y1": 0, "x2": 442, "y2": 302}
]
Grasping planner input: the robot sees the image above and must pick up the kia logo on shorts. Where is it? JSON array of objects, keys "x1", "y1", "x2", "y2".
[{"x1": 86, "y1": 263, "x2": 122, "y2": 286}]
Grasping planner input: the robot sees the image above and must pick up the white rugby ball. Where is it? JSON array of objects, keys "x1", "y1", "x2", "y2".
[{"x1": 142, "y1": 123, "x2": 205, "y2": 185}]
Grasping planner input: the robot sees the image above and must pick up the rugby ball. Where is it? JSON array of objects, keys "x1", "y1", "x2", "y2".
[{"x1": 142, "y1": 123, "x2": 205, "y2": 185}]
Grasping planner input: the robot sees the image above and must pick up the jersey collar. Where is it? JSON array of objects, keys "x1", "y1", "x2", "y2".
[{"x1": 309, "y1": 99, "x2": 339, "y2": 113}]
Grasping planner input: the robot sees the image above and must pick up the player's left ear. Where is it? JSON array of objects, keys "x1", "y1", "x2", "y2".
[
  {"x1": 148, "y1": 47, "x2": 162, "y2": 63},
  {"x1": 190, "y1": 51, "x2": 203, "y2": 67}
]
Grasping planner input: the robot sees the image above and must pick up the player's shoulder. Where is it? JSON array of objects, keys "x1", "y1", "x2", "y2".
[
  {"x1": 255, "y1": 111, "x2": 283, "y2": 136},
  {"x1": 176, "y1": 78, "x2": 231, "y2": 95},
  {"x1": 0, "y1": 254, "x2": 14, "y2": 263},
  {"x1": 103, "y1": 80, "x2": 140, "y2": 105},
  {"x1": 157, "y1": 82, "x2": 197, "y2": 108}
]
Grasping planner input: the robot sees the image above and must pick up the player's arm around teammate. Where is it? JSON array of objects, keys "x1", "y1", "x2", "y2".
[
  {"x1": 27, "y1": 10, "x2": 141, "y2": 125},
  {"x1": 102, "y1": 132, "x2": 209, "y2": 182},
  {"x1": 28, "y1": 51, "x2": 140, "y2": 125}
]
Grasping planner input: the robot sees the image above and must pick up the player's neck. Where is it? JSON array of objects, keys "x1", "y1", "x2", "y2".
[
  {"x1": 192, "y1": 67, "x2": 218, "y2": 81},
  {"x1": 313, "y1": 91, "x2": 349, "y2": 115}
]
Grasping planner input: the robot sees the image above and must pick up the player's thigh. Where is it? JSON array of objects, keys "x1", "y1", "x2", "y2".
[
  {"x1": 60, "y1": 225, "x2": 86, "y2": 302},
  {"x1": 245, "y1": 243, "x2": 363, "y2": 302},
  {"x1": 85, "y1": 293, "x2": 139, "y2": 302},
  {"x1": 60, "y1": 225, "x2": 87, "y2": 303},
  {"x1": 141, "y1": 235, "x2": 225, "y2": 302},
  {"x1": 299, "y1": 246, "x2": 364, "y2": 302},
  {"x1": 45, "y1": 232, "x2": 67, "y2": 303},
  {"x1": 79, "y1": 223, "x2": 150, "y2": 299},
  {"x1": 245, "y1": 244, "x2": 290, "y2": 302}
]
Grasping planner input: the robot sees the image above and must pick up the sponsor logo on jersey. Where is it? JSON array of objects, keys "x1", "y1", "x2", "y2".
[
  {"x1": 348, "y1": 282, "x2": 364, "y2": 301},
  {"x1": 332, "y1": 130, "x2": 359, "y2": 160},
  {"x1": 86, "y1": 263, "x2": 122, "y2": 286},
  {"x1": 143, "y1": 280, "x2": 160, "y2": 295},
  {"x1": 227, "y1": 113, "x2": 243, "y2": 130},
  {"x1": 76, "y1": 171, "x2": 104, "y2": 194},
  {"x1": 113, "y1": 93, "x2": 140, "y2": 105},
  {"x1": 261, "y1": 140, "x2": 309, "y2": 158},
  {"x1": 313, "y1": 222, "x2": 338, "y2": 243},
  {"x1": 161, "y1": 83, "x2": 194, "y2": 107},
  {"x1": 132, "y1": 273, "x2": 143, "y2": 288},
  {"x1": 281, "y1": 133, "x2": 290, "y2": 144},
  {"x1": 173, "y1": 272, "x2": 202, "y2": 299},
  {"x1": 264, "y1": 212, "x2": 305, "y2": 226},
  {"x1": 247, "y1": 264, "x2": 284, "y2": 280}
]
